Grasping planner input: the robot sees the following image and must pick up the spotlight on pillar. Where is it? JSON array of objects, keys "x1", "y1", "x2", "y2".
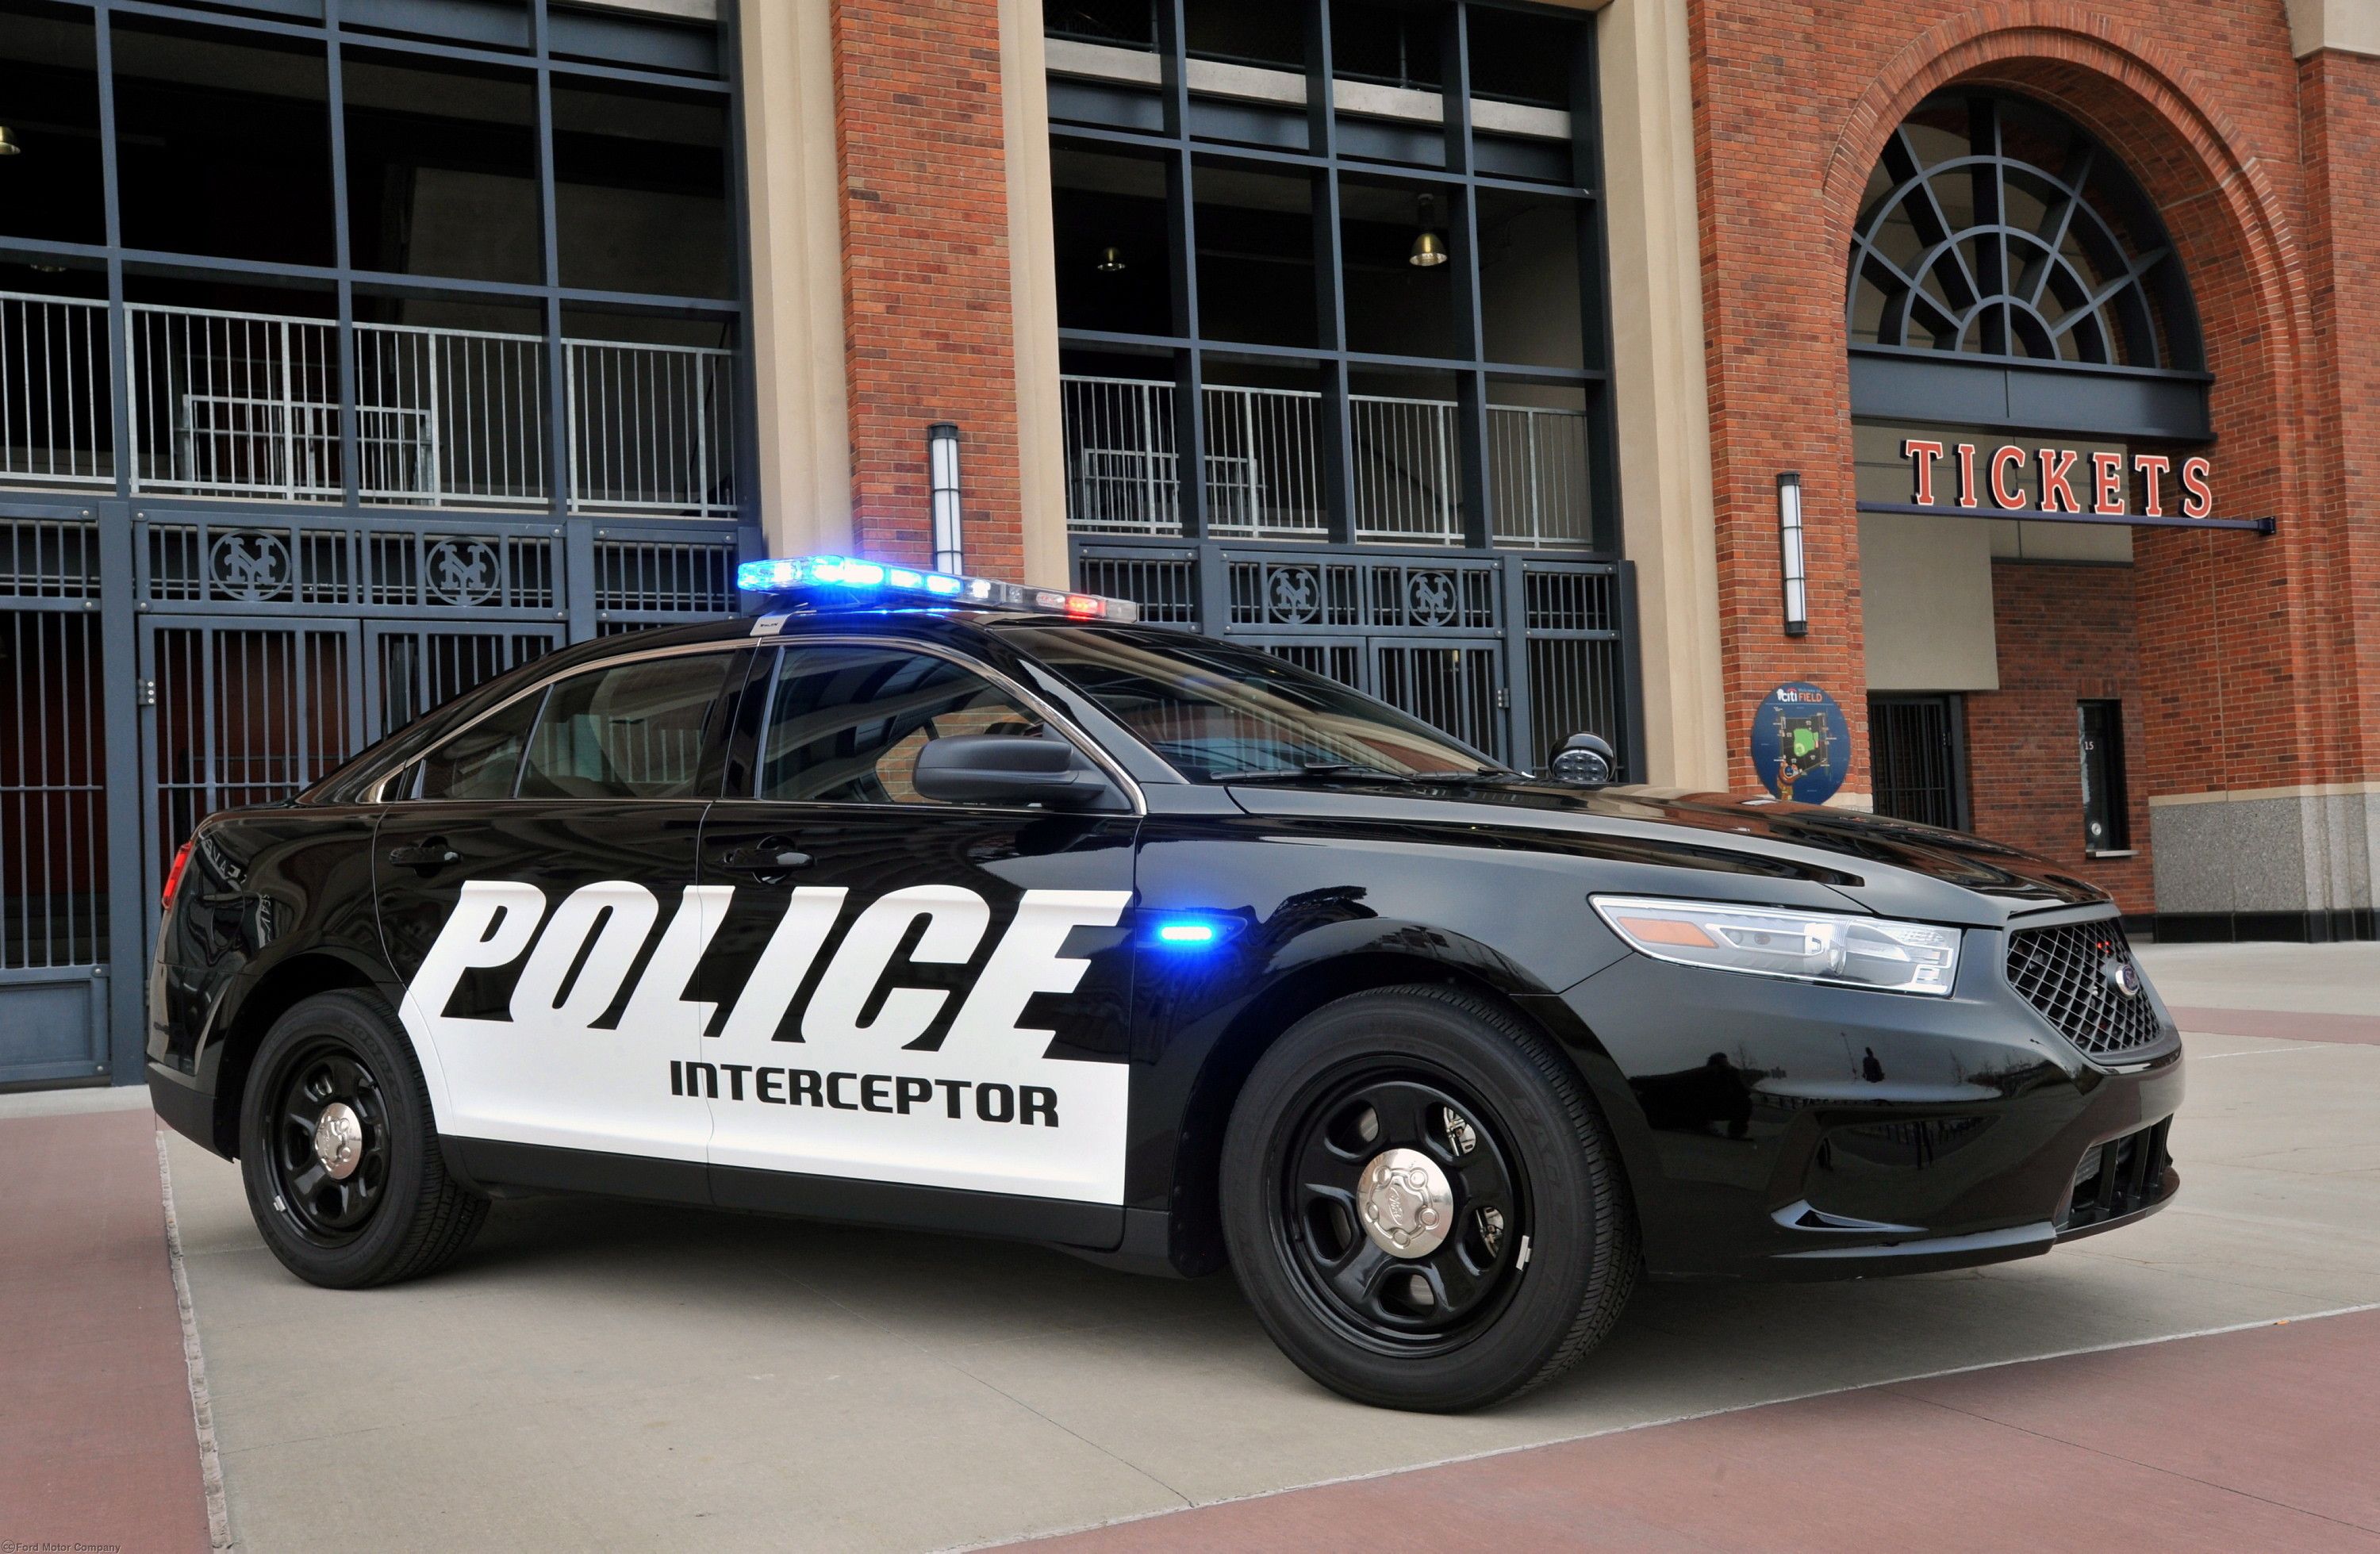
[
  {"x1": 929, "y1": 422, "x2": 963, "y2": 577},
  {"x1": 1777, "y1": 470, "x2": 1808, "y2": 638}
]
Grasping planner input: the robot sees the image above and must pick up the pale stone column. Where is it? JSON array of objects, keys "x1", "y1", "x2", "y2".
[
  {"x1": 1001, "y1": 0, "x2": 1073, "y2": 591},
  {"x1": 1595, "y1": 0, "x2": 1728, "y2": 789},
  {"x1": 738, "y1": 0, "x2": 854, "y2": 558}
]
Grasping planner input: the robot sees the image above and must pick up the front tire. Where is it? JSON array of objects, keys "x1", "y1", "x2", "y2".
[
  {"x1": 239, "y1": 989, "x2": 487, "y2": 1288},
  {"x1": 1221, "y1": 985, "x2": 1637, "y2": 1411}
]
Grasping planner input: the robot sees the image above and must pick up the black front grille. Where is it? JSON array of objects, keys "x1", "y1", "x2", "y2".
[
  {"x1": 2006, "y1": 918, "x2": 2165, "y2": 1057},
  {"x1": 2062, "y1": 1118, "x2": 2173, "y2": 1230}
]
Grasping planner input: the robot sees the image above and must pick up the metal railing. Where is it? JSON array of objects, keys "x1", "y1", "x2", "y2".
[
  {"x1": 0, "y1": 294, "x2": 112, "y2": 489},
  {"x1": 128, "y1": 304, "x2": 343, "y2": 501},
  {"x1": 1062, "y1": 374, "x2": 1590, "y2": 547},
  {"x1": 1, "y1": 294, "x2": 737, "y2": 517},
  {"x1": 566, "y1": 339, "x2": 738, "y2": 519},
  {"x1": 355, "y1": 323, "x2": 550, "y2": 508}
]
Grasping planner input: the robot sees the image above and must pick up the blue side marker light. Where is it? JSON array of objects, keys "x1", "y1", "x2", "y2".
[{"x1": 1155, "y1": 922, "x2": 1219, "y2": 945}]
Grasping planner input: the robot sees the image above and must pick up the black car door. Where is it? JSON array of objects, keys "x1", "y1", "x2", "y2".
[
  {"x1": 374, "y1": 644, "x2": 743, "y2": 1175},
  {"x1": 694, "y1": 635, "x2": 1139, "y2": 1237}
]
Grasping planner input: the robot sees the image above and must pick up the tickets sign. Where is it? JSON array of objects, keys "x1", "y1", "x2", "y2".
[{"x1": 1898, "y1": 438, "x2": 2213, "y2": 520}]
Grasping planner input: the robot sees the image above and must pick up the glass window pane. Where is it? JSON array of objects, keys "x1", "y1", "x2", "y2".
[
  {"x1": 344, "y1": 53, "x2": 539, "y2": 284},
  {"x1": 1466, "y1": 7, "x2": 1576, "y2": 107},
  {"x1": 1053, "y1": 145, "x2": 1174, "y2": 336},
  {"x1": 1185, "y1": 0, "x2": 1302, "y2": 69},
  {"x1": 1045, "y1": 0, "x2": 1155, "y2": 48},
  {"x1": 1193, "y1": 160, "x2": 1316, "y2": 348},
  {"x1": 1331, "y1": 0, "x2": 1441, "y2": 90},
  {"x1": 520, "y1": 654, "x2": 729, "y2": 800},
  {"x1": 551, "y1": 82, "x2": 732, "y2": 299},
  {"x1": 757, "y1": 646, "x2": 1045, "y2": 806},
  {"x1": 1340, "y1": 175, "x2": 1457, "y2": 359},
  {"x1": 416, "y1": 690, "x2": 543, "y2": 800},
  {"x1": 1478, "y1": 190, "x2": 1584, "y2": 370},
  {"x1": 113, "y1": 18, "x2": 334, "y2": 267},
  {"x1": 0, "y1": 2, "x2": 106, "y2": 246}
]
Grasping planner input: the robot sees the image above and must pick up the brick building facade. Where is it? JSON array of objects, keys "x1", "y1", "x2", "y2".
[
  {"x1": 5, "y1": 0, "x2": 2376, "y2": 1088},
  {"x1": 727, "y1": 0, "x2": 2376, "y2": 940}
]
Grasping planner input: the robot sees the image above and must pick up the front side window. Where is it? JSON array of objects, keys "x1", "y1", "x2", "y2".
[
  {"x1": 516, "y1": 653, "x2": 731, "y2": 800},
  {"x1": 413, "y1": 687, "x2": 542, "y2": 800},
  {"x1": 1000, "y1": 623, "x2": 1499, "y2": 782},
  {"x1": 755, "y1": 645, "x2": 1048, "y2": 805}
]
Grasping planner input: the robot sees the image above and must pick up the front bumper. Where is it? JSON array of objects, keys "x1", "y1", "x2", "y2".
[{"x1": 1539, "y1": 927, "x2": 2183, "y2": 1282}]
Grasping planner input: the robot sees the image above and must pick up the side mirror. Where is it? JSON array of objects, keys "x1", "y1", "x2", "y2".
[
  {"x1": 1548, "y1": 731, "x2": 1618, "y2": 789},
  {"x1": 912, "y1": 734, "x2": 1117, "y2": 809}
]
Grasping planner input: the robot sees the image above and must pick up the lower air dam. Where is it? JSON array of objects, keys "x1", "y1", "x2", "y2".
[{"x1": 670, "y1": 1061, "x2": 1061, "y2": 1127}]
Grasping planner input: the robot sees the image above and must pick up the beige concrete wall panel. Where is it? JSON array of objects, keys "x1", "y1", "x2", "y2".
[
  {"x1": 738, "y1": 0, "x2": 853, "y2": 556},
  {"x1": 1597, "y1": 0, "x2": 1726, "y2": 788},
  {"x1": 1004, "y1": 0, "x2": 1071, "y2": 590},
  {"x1": 1856, "y1": 514, "x2": 1999, "y2": 692}
]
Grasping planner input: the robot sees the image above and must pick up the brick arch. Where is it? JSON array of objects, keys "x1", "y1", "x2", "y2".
[{"x1": 1812, "y1": 8, "x2": 2333, "y2": 808}]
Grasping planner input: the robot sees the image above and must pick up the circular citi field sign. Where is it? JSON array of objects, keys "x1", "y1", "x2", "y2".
[{"x1": 1750, "y1": 682, "x2": 1851, "y2": 804}]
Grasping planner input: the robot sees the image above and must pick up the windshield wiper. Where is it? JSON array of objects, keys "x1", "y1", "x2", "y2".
[
  {"x1": 1223, "y1": 762, "x2": 1515, "y2": 786},
  {"x1": 1220, "y1": 760, "x2": 1395, "y2": 785}
]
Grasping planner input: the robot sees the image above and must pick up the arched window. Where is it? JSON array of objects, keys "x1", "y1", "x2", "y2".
[{"x1": 1848, "y1": 93, "x2": 2202, "y2": 373}]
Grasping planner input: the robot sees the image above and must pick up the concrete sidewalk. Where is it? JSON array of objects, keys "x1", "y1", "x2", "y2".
[{"x1": 8, "y1": 940, "x2": 2375, "y2": 1552}]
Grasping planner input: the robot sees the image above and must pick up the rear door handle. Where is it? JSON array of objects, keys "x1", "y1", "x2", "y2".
[
  {"x1": 387, "y1": 840, "x2": 460, "y2": 869},
  {"x1": 718, "y1": 842, "x2": 812, "y2": 873}
]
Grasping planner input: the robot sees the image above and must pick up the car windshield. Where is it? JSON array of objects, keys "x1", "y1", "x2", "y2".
[{"x1": 997, "y1": 622, "x2": 1504, "y2": 783}]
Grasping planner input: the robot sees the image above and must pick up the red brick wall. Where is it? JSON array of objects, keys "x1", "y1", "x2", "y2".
[
  {"x1": 1967, "y1": 561, "x2": 2154, "y2": 914},
  {"x1": 1687, "y1": 2, "x2": 2373, "y2": 802},
  {"x1": 829, "y1": 0, "x2": 1026, "y2": 579},
  {"x1": 2299, "y1": 50, "x2": 2380, "y2": 792}
]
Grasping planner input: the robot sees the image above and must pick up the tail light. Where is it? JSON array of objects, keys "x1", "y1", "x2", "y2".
[{"x1": 160, "y1": 838, "x2": 195, "y2": 911}]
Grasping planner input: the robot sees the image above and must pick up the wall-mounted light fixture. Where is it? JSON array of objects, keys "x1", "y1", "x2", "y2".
[
  {"x1": 928, "y1": 422, "x2": 963, "y2": 576},
  {"x1": 1777, "y1": 470, "x2": 1808, "y2": 637},
  {"x1": 1095, "y1": 245, "x2": 1126, "y2": 273}
]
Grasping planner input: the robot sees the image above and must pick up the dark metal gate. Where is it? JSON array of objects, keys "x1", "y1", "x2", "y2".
[
  {"x1": 0, "y1": 497, "x2": 742, "y2": 1089},
  {"x1": 1868, "y1": 693, "x2": 1971, "y2": 831},
  {"x1": 1074, "y1": 538, "x2": 1642, "y2": 774}
]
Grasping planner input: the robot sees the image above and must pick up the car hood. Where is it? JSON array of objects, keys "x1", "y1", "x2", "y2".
[{"x1": 1219, "y1": 780, "x2": 2109, "y2": 928}]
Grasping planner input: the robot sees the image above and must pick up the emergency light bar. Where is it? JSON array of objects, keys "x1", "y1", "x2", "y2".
[{"x1": 735, "y1": 554, "x2": 1140, "y2": 624}]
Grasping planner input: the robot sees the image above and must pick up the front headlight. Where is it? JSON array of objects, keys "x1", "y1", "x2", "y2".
[{"x1": 1591, "y1": 896, "x2": 1960, "y2": 996}]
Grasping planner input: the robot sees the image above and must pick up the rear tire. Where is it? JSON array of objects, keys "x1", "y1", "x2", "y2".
[
  {"x1": 1221, "y1": 984, "x2": 1637, "y2": 1411},
  {"x1": 239, "y1": 989, "x2": 487, "y2": 1289}
]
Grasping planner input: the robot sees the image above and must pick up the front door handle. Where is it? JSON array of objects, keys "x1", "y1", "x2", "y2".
[
  {"x1": 719, "y1": 842, "x2": 812, "y2": 874},
  {"x1": 387, "y1": 839, "x2": 460, "y2": 869}
]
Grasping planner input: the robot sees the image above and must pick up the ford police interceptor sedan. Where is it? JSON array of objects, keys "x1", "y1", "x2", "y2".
[{"x1": 147, "y1": 557, "x2": 2182, "y2": 1413}]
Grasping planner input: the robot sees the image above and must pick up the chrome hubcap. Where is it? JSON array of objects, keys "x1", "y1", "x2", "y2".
[
  {"x1": 1357, "y1": 1146, "x2": 1454, "y2": 1257},
  {"x1": 312, "y1": 1101, "x2": 365, "y2": 1180}
]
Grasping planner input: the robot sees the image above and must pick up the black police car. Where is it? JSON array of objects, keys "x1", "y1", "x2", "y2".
[{"x1": 148, "y1": 555, "x2": 2182, "y2": 1413}]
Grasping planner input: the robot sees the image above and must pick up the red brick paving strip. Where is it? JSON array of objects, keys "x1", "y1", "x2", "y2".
[
  {"x1": 1030, "y1": 1310, "x2": 2380, "y2": 1552},
  {"x1": 2171, "y1": 1007, "x2": 2380, "y2": 1047},
  {"x1": 0, "y1": 1109, "x2": 211, "y2": 1552}
]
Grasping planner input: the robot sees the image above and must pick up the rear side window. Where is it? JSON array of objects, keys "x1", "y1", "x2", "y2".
[
  {"x1": 414, "y1": 690, "x2": 543, "y2": 800},
  {"x1": 518, "y1": 653, "x2": 731, "y2": 800}
]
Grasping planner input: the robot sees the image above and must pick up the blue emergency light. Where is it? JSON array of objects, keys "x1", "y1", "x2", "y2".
[{"x1": 737, "y1": 554, "x2": 1140, "y2": 624}]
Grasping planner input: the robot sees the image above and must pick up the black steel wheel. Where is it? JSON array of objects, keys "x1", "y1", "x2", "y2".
[
  {"x1": 239, "y1": 990, "x2": 487, "y2": 1289},
  {"x1": 1277, "y1": 1070, "x2": 1530, "y2": 1353},
  {"x1": 259, "y1": 1038, "x2": 393, "y2": 1245},
  {"x1": 1222, "y1": 984, "x2": 1637, "y2": 1411}
]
